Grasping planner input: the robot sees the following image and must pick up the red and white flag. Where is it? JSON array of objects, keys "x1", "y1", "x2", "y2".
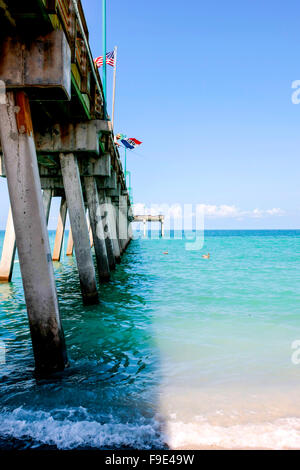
[{"x1": 94, "y1": 51, "x2": 115, "y2": 68}]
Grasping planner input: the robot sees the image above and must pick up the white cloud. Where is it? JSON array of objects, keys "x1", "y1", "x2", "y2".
[
  {"x1": 198, "y1": 204, "x2": 241, "y2": 218},
  {"x1": 266, "y1": 208, "x2": 284, "y2": 216},
  {"x1": 133, "y1": 203, "x2": 285, "y2": 219},
  {"x1": 248, "y1": 207, "x2": 284, "y2": 218}
]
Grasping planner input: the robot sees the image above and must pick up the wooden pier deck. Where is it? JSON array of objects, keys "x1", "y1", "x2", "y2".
[{"x1": 0, "y1": 0, "x2": 133, "y2": 374}]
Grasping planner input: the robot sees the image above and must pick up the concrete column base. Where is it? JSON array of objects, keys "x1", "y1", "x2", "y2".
[
  {"x1": 60, "y1": 152, "x2": 99, "y2": 305},
  {"x1": 84, "y1": 177, "x2": 110, "y2": 282},
  {"x1": 0, "y1": 91, "x2": 68, "y2": 374}
]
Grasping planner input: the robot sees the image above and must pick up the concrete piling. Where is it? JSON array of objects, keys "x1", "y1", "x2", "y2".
[
  {"x1": 87, "y1": 213, "x2": 94, "y2": 248},
  {"x1": 0, "y1": 207, "x2": 16, "y2": 282},
  {"x1": 66, "y1": 227, "x2": 74, "y2": 256},
  {"x1": 113, "y1": 200, "x2": 123, "y2": 256},
  {"x1": 84, "y1": 204, "x2": 94, "y2": 249},
  {"x1": 0, "y1": 189, "x2": 53, "y2": 284},
  {"x1": 98, "y1": 189, "x2": 116, "y2": 270},
  {"x1": 0, "y1": 91, "x2": 68, "y2": 374},
  {"x1": 0, "y1": 1, "x2": 136, "y2": 376},
  {"x1": 84, "y1": 176, "x2": 110, "y2": 282},
  {"x1": 118, "y1": 195, "x2": 129, "y2": 253},
  {"x1": 59, "y1": 152, "x2": 99, "y2": 305},
  {"x1": 126, "y1": 204, "x2": 134, "y2": 250},
  {"x1": 52, "y1": 197, "x2": 67, "y2": 262},
  {"x1": 106, "y1": 196, "x2": 122, "y2": 264},
  {"x1": 161, "y1": 219, "x2": 165, "y2": 238},
  {"x1": 42, "y1": 189, "x2": 53, "y2": 225}
]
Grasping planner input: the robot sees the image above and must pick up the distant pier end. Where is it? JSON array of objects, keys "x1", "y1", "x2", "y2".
[{"x1": 134, "y1": 215, "x2": 165, "y2": 238}]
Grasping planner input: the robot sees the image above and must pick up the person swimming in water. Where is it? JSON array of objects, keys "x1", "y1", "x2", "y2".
[{"x1": 202, "y1": 253, "x2": 210, "y2": 259}]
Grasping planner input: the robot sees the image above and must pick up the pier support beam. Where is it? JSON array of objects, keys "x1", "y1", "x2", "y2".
[
  {"x1": 98, "y1": 189, "x2": 116, "y2": 270},
  {"x1": 128, "y1": 222, "x2": 133, "y2": 246},
  {"x1": 123, "y1": 221, "x2": 132, "y2": 251},
  {"x1": 106, "y1": 196, "x2": 121, "y2": 264},
  {"x1": 161, "y1": 219, "x2": 165, "y2": 238},
  {"x1": 87, "y1": 213, "x2": 94, "y2": 248},
  {"x1": 59, "y1": 152, "x2": 99, "y2": 305},
  {"x1": 52, "y1": 197, "x2": 67, "y2": 262},
  {"x1": 126, "y1": 205, "x2": 134, "y2": 250},
  {"x1": 43, "y1": 189, "x2": 53, "y2": 225},
  {"x1": 66, "y1": 227, "x2": 74, "y2": 256},
  {"x1": 116, "y1": 195, "x2": 129, "y2": 254},
  {"x1": 0, "y1": 91, "x2": 68, "y2": 373},
  {"x1": 85, "y1": 206, "x2": 94, "y2": 248},
  {"x1": 0, "y1": 208, "x2": 16, "y2": 282},
  {"x1": 0, "y1": 189, "x2": 53, "y2": 283},
  {"x1": 112, "y1": 199, "x2": 123, "y2": 256},
  {"x1": 84, "y1": 177, "x2": 110, "y2": 282}
]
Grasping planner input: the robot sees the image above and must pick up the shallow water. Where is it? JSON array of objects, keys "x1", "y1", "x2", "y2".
[{"x1": 0, "y1": 230, "x2": 300, "y2": 450}]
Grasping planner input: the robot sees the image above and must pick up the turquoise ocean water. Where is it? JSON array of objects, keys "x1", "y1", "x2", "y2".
[{"x1": 1, "y1": 230, "x2": 300, "y2": 449}]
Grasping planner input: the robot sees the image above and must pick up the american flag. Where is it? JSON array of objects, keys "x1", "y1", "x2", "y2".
[{"x1": 94, "y1": 51, "x2": 115, "y2": 68}]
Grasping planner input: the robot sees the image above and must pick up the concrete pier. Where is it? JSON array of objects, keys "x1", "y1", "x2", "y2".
[
  {"x1": 98, "y1": 189, "x2": 117, "y2": 270},
  {"x1": 52, "y1": 198, "x2": 67, "y2": 262},
  {"x1": 0, "y1": 208, "x2": 16, "y2": 282},
  {"x1": 106, "y1": 196, "x2": 122, "y2": 264},
  {"x1": 66, "y1": 227, "x2": 74, "y2": 256},
  {"x1": 125, "y1": 205, "x2": 134, "y2": 250},
  {"x1": 87, "y1": 214, "x2": 94, "y2": 248},
  {"x1": 117, "y1": 195, "x2": 129, "y2": 253},
  {"x1": 0, "y1": 189, "x2": 53, "y2": 283},
  {"x1": 60, "y1": 153, "x2": 99, "y2": 305},
  {"x1": 0, "y1": 0, "x2": 133, "y2": 374},
  {"x1": 0, "y1": 91, "x2": 68, "y2": 374},
  {"x1": 113, "y1": 199, "x2": 124, "y2": 256},
  {"x1": 134, "y1": 215, "x2": 165, "y2": 238},
  {"x1": 43, "y1": 190, "x2": 53, "y2": 225},
  {"x1": 84, "y1": 176, "x2": 110, "y2": 281}
]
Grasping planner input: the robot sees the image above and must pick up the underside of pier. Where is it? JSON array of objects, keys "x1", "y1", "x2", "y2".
[{"x1": 0, "y1": 0, "x2": 133, "y2": 374}]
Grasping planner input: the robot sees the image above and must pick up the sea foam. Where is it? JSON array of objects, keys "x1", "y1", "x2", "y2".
[
  {"x1": 0, "y1": 407, "x2": 165, "y2": 450},
  {"x1": 168, "y1": 418, "x2": 300, "y2": 450}
]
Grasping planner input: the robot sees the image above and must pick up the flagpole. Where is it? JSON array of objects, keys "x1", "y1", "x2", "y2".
[
  {"x1": 112, "y1": 46, "x2": 118, "y2": 129},
  {"x1": 102, "y1": 0, "x2": 107, "y2": 116}
]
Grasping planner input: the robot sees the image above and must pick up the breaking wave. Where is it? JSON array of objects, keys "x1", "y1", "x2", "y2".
[
  {"x1": 0, "y1": 407, "x2": 166, "y2": 450},
  {"x1": 2, "y1": 407, "x2": 300, "y2": 450}
]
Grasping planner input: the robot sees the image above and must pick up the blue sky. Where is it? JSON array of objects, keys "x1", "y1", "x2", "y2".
[{"x1": 1, "y1": 0, "x2": 300, "y2": 229}]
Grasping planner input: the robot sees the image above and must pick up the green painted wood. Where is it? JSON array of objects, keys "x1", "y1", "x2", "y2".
[{"x1": 71, "y1": 73, "x2": 91, "y2": 121}]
